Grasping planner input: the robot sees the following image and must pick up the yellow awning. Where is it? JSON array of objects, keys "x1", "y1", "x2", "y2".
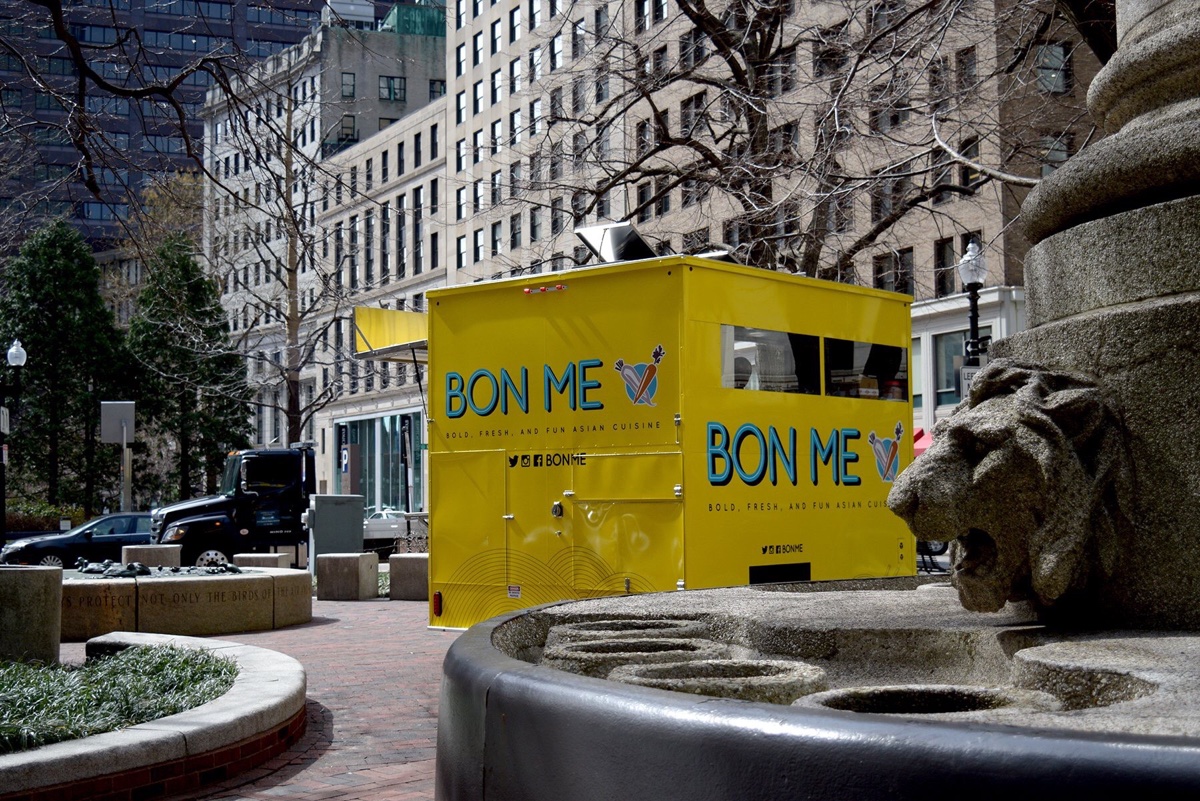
[{"x1": 352, "y1": 307, "x2": 429, "y2": 364}]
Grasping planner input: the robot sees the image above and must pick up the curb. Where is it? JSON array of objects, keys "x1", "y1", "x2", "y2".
[{"x1": 0, "y1": 631, "x2": 307, "y2": 801}]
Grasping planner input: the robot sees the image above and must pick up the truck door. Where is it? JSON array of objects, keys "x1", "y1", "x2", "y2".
[
  {"x1": 567, "y1": 452, "x2": 684, "y2": 596},
  {"x1": 501, "y1": 451, "x2": 575, "y2": 606}
]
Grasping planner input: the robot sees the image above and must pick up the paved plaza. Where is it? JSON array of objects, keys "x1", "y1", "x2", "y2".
[{"x1": 63, "y1": 598, "x2": 457, "y2": 801}]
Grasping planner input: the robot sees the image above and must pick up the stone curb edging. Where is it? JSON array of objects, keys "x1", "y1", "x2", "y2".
[{"x1": 0, "y1": 631, "x2": 307, "y2": 801}]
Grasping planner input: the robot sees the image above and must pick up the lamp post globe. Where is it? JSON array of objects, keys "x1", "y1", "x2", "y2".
[{"x1": 7, "y1": 340, "x2": 26, "y2": 368}]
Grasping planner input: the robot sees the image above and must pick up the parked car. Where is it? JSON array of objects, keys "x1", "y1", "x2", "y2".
[
  {"x1": 364, "y1": 509, "x2": 404, "y2": 538},
  {"x1": 0, "y1": 513, "x2": 153, "y2": 567}
]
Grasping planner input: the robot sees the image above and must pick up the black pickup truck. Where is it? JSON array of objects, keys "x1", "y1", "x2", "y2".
[{"x1": 151, "y1": 443, "x2": 315, "y2": 566}]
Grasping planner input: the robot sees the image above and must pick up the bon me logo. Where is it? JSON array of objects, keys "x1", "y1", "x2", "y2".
[
  {"x1": 868, "y1": 422, "x2": 904, "y2": 482},
  {"x1": 614, "y1": 344, "x2": 665, "y2": 407},
  {"x1": 443, "y1": 343, "x2": 667, "y2": 419}
]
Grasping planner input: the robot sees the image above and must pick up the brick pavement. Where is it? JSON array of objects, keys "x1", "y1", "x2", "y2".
[{"x1": 64, "y1": 598, "x2": 458, "y2": 801}]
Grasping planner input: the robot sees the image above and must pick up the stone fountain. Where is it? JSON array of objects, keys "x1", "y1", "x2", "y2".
[{"x1": 434, "y1": 4, "x2": 1200, "y2": 799}]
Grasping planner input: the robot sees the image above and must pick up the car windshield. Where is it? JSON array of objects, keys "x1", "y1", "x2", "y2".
[{"x1": 220, "y1": 455, "x2": 242, "y2": 495}]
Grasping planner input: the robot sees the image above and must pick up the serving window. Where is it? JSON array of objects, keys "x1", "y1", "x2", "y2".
[
  {"x1": 720, "y1": 324, "x2": 820, "y2": 394},
  {"x1": 824, "y1": 338, "x2": 908, "y2": 401}
]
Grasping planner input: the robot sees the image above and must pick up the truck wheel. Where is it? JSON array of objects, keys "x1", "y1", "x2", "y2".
[{"x1": 193, "y1": 548, "x2": 231, "y2": 567}]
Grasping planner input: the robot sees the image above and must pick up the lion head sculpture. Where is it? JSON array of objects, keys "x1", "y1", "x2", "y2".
[{"x1": 888, "y1": 359, "x2": 1134, "y2": 614}]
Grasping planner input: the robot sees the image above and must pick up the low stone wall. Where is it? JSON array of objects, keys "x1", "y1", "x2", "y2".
[
  {"x1": 61, "y1": 568, "x2": 312, "y2": 641},
  {"x1": 0, "y1": 631, "x2": 307, "y2": 801}
]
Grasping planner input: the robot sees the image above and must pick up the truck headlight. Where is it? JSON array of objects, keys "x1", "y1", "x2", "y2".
[{"x1": 161, "y1": 525, "x2": 187, "y2": 542}]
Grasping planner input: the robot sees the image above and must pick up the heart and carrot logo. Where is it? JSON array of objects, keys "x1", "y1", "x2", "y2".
[
  {"x1": 868, "y1": 421, "x2": 904, "y2": 482},
  {"x1": 614, "y1": 345, "x2": 665, "y2": 407}
]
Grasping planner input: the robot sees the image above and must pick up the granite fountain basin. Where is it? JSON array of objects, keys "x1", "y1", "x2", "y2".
[{"x1": 437, "y1": 582, "x2": 1200, "y2": 799}]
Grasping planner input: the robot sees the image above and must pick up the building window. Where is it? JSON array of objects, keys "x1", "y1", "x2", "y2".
[
  {"x1": 530, "y1": 208, "x2": 542, "y2": 241},
  {"x1": 956, "y1": 46, "x2": 977, "y2": 91},
  {"x1": 636, "y1": 182, "x2": 652, "y2": 223},
  {"x1": 655, "y1": 179, "x2": 670, "y2": 216},
  {"x1": 934, "y1": 327, "x2": 989, "y2": 406},
  {"x1": 680, "y1": 91, "x2": 706, "y2": 135},
  {"x1": 551, "y1": 196, "x2": 564, "y2": 234},
  {"x1": 430, "y1": 79, "x2": 446, "y2": 99},
  {"x1": 813, "y1": 22, "x2": 848, "y2": 78},
  {"x1": 491, "y1": 221, "x2": 502, "y2": 256},
  {"x1": 509, "y1": 161, "x2": 522, "y2": 196},
  {"x1": 379, "y1": 76, "x2": 406, "y2": 101},
  {"x1": 1040, "y1": 133, "x2": 1072, "y2": 177},
  {"x1": 1036, "y1": 43, "x2": 1072, "y2": 94},
  {"x1": 510, "y1": 213, "x2": 522, "y2": 248},
  {"x1": 872, "y1": 248, "x2": 912, "y2": 294},
  {"x1": 510, "y1": 58, "x2": 523, "y2": 93},
  {"x1": 510, "y1": 109, "x2": 523, "y2": 145},
  {"x1": 960, "y1": 137, "x2": 981, "y2": 187},
  {"x1": 933, "y1": 237, "x2": 955, "y2": 297},
  {"x1": 341, "y1": 72, "x2": 356, "y2": 98}
]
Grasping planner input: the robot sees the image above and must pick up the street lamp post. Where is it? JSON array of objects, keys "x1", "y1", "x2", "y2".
[
  {"x1": 957, "y1": 241, "x2": 989, "y2": 368},
  {"x1": 1, "y1": 339, "x2": 28, "y2": 548}
]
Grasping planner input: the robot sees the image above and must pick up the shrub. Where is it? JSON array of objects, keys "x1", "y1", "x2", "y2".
[{"x1": 0, "y1": 645, "x2": 238, "y2": 754}]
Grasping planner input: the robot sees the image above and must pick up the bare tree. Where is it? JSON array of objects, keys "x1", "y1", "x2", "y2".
[{"x1": 478, "y1": 0, "x2": 1100, "y2": 297}]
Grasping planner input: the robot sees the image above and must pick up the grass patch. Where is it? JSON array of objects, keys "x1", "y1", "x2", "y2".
[{"x1": 0, "y1": 646, "x2": 238, "y2": 755}]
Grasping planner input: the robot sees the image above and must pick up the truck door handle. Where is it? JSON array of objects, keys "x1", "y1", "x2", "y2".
[{"x1": 502, "y1": 514, "x2": 515, "y2": 520}]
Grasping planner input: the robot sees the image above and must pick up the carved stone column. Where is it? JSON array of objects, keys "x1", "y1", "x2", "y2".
[{"x1": 993, "y1": 0, "x2": 1200, "y2": 626}]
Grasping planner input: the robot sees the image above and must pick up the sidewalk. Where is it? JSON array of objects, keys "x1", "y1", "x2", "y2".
[{"x1": 66, "y1": 598, "x2": 458, "y2": 801}]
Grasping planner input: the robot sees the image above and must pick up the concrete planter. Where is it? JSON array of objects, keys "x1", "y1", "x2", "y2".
[{"x1": 0, "y1": 565, "x2": 61, "y2": 664}]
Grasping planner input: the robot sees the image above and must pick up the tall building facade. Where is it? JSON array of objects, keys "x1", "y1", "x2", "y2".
[
  {"x1": 202, "y1": 0, "x2": 446, "y2": 497},
  {"x1": 0, "y1": 0, "x2": 323, "y2": 246}
]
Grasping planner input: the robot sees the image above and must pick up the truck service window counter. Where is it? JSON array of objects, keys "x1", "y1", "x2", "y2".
[{"x1": 363, "y1": 256, "x2": 914, "y2": 629}]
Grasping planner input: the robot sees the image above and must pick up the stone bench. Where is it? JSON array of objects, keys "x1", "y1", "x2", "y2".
[
  {"x1": 316, "y1": 553, "x2": 378, "y2": 601},
  {"x1": 122, "y1": 544, "x2": 182, "y2": 567},
  {"x1": 234, "y1": 553, "x2": 291, "y2": 568},
  {"x1": 388, "y1": 553, "x2": 428, "y2": 601}
]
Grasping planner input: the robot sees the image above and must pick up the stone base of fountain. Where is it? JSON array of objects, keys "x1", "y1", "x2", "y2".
[{"x1": 437, "y1": 582, "x2": 1200, "y2": 800}]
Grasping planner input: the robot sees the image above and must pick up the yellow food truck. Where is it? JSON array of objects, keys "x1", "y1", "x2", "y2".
[{"x1": 357, "y1": 250, "x2": 914, "y2": 629}]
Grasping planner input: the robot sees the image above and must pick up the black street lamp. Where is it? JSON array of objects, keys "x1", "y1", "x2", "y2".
[
  {"x1": 957, "y1": 242, "x2": 989, "y2": 368},
  {"x1": 1, "y1": 339, "x2": 28, "y2": 548}
]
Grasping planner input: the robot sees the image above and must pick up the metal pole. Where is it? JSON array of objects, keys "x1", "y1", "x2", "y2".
[
  {"x1": 121, "y1": 420, "x2": 132, "y2": 512},
  {"x1": 1, "y1": 423, "x2": 6, "y2": 549},
  {"x1": 1, "y1": 374, "x2": 8, "y2": 548},
  {"x1": 964, "y1": 283, "x2": 982, "y2": 368}
]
